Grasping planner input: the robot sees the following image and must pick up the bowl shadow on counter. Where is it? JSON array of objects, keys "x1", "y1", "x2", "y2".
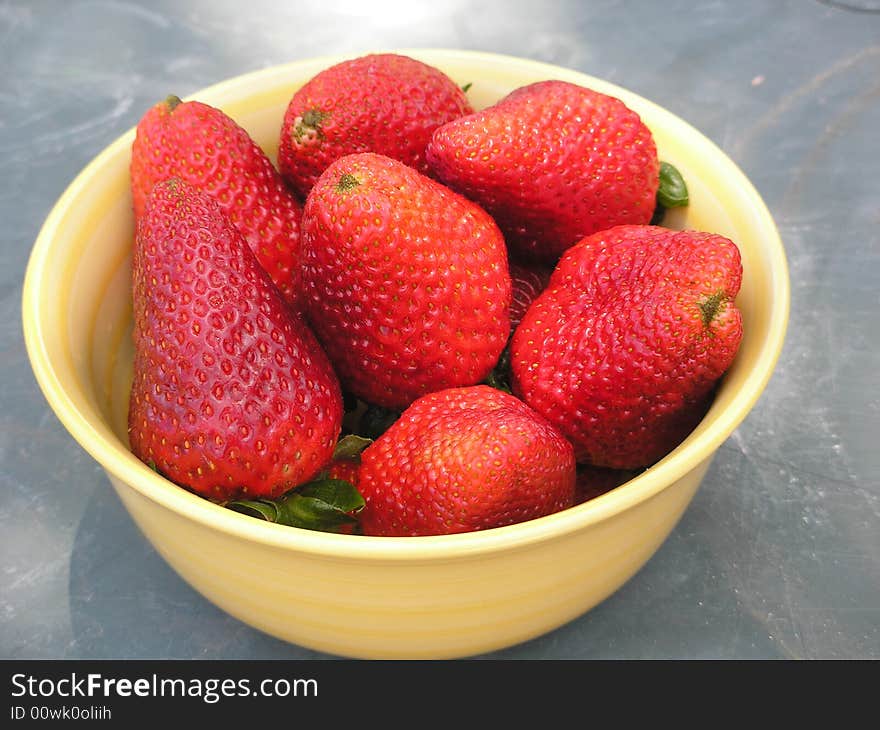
[
  {"x1": 66, "y1": 465, "x2": 783, "y2": 660},
  {"x1": 66, "y1": 476, "x2": 327, "y2": 659}
]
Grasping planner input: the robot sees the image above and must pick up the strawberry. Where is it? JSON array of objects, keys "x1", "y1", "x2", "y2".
[
  {"x1": 357, "y1": 385, "x2": 576, "y2": 537},
  {"x1": 321, "y1": 433, "x2": 370, "y2": 488},
  {"x1": 325, "y1": 457, "x2": 361, "y2": 488},
  {"x1": 128, "y1": 178, "x2": 343, "y2": 500},
  {"x1": 301, "y1": 152, "x2": 511, "y2": 410},
  {"x1": 278, "y1": 53, "x2": 472, "y2": 198},
  {"x1": 510, "y1": 224, "x2": 743, "y2": 470},
  {"x1": 130, "y1": 96, "x2": 304, "y2": 307},
  {"x1": 426, "y1": 80, "x2": 660, "y2": 264}
]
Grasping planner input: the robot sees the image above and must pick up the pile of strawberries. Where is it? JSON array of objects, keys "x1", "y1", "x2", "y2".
[{"x1": 127, "y1": 53, "x2": 743, "y2": 537}]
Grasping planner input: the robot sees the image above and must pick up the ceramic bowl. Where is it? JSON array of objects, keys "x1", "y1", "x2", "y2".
[{"x1": 22, "y1": 50, "x2": 789, "y2": 659}]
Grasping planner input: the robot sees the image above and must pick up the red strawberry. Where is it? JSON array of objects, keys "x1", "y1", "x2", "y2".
[
  {"x1": 325, "y1": 457, "x2": 361, "y2": 488},
  {"x1": 301, "y1": 152, "x2": 511, "y2": 410},
  {"x1": 130, "y1": 96, "x2": 304, "y2": 307},
  {"x1": 278, "y1": 53, "x2": 472, "y2": 198},
  {"x1": 427, "y1": 80, "x2": 659, "y2": 264},
  {"x1": 128, "y1": 178, "x2": 343, "y2": 500},
  {"x1": 509, "y1": 261, "x2": 552, "y2": 332},
  {"x1": 321, "y1": 433, "x2": 369, "y2": 488},
  {"x1": 510, "y1": 224, "x2": 743, "y2": 470},
  {"x1": 357, "y1": 385, "x2": 576, "y2": 537}
]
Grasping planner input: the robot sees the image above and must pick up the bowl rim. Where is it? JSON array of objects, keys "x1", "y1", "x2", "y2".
[{"x1": 22, "y1": 48, "x2": 790, "y2": 562}]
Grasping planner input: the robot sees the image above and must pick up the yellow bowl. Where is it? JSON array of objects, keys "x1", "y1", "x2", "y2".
[{"x1": 22, "y1": 50, "x2": 789, "y2": 659}]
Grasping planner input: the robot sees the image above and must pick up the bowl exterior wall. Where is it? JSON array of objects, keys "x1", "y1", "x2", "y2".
[{"x1": 110, "y1": 458, "x2": 710, "y2": 659}]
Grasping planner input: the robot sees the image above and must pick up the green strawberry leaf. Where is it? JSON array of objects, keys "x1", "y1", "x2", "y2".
[
  {"x1": 276, "y1": 479, "x2": 364, "y2": 532},
  {"x1": 657, "y1": 161, "x2": 689, "y2": 209},
  {"x1": 296, "y1": 478, "x2": 366, "y2": 514},
  {"x1": 225, "y1": 479, "x2": 365, "y2": 533},
  {"x1": 461, "y1": 82, "x2": 473, "y2": 93},
  {"x1": 332, "y1": 434, "x2": 373, "y2": 460},
  {"x1": 279, "y1": 495, "x2": 360, "y2": 532},
  {"x1": 225, "y1": 499, "x2": 280, "y2": 522}
]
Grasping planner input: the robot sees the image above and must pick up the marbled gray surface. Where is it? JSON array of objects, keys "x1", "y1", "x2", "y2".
[{"x1": 2, "y1": 0, "x2": 877, "y2": 659}]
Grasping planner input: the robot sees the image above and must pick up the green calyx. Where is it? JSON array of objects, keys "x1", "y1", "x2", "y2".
[
  {"x1": 164, "y1": 94, "x2": 183, "y2": 111},
  {"x1": 335, "y1": 173, "x2": 361, "y2": 193},
  {"x1": 293, "y1": 108, "x2": 330, "y2": 143},
  {"x1": 223, "y1": 434, "x2": 376, "y2": 533},
  {"x1": 331, "y1": 434, "x2": 373, "y2": 460},
  {"x1": 699, "y1": 290, "x2": 728, "y2": 328},
  {"x1": 657, "y1": 161, "x2": 689, "y2": 209},
  {"x1": 225, "y1": 478, "x2": 365, "y2": 533}
]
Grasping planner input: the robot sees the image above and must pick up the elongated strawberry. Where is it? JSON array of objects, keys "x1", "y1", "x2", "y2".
[
  {"x1": 510, "y1": 225, "x2": 743, "y2": 470},
  {"x1": 357, "y1": 385, "x2": 576, "y2": 537},
  {"x1": 130, "y1": 96, "x2": 304, "y2": 306},
  {"x1": 301, "y1": 152, "x2": 511, "y2": 410},
  {"x1": 128, "y1": 178, "x2": 342, "y2": 500},
  {"x1": 278, "y1": 53, "x2": 472, "y2": 198},
  {"x1": 427, "y1": 80, "x2": 660, "y2": 264}
]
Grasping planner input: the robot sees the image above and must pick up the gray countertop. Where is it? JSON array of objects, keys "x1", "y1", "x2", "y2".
[{"x1": 2, "y1": 0, "x2": 877, "y2": 660}]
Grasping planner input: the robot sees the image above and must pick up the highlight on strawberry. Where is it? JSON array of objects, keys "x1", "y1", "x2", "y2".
[
  {"x1": 128, "y1": 178, "x2": 343, "y2": 502},
  {"x1": 130, "y1": 95, "x2": 305, "y2": 307}
]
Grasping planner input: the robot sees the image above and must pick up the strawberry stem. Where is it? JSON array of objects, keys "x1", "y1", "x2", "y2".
[
  {"x1": 699, "y1": 290, "x2": 728, "y2": 328},
  {"x1": 293, "y1": 108, "x2": 329, "y2": 143},
  {"x1": 335, "y1": 173, "x2": 360, "y2": 193},
  {"x1": 164, "y1": 94, "x2": 182, "y2": 111}
]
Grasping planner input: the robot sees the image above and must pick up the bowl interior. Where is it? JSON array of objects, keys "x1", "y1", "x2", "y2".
[{"x1": 22, "y1": 49, "x2": 789, "y2": 558}]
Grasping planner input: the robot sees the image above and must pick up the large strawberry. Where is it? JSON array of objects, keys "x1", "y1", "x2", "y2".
[
  {"x1": 128, "y1": 178, "x2": 342, "y2": 500},
  {"x1": 301, "y1": 152, "x2": 511, "y2": 410},
  {"x1": 427, "y1": 80, "x2": 660, "y2": 264},
  {"x1": 278, "y1": 53, "x2": 472, "y2": 198},
  {"x1": 130, "y1": 96, "x2": 304, "y2": 307},
  {"x1": 510, "y1": 224, "x2": 743, "y2": 470},
  {"x1": 357, "y1": 385, "x2": 576, "y2": 537}
]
